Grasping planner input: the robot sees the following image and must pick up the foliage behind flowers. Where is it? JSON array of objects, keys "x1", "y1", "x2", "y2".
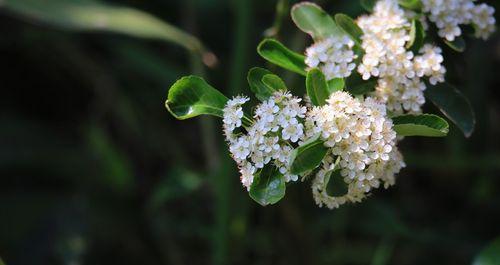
[{"x1": 165, "y1": 0, "x2": 495, "y2": 208}]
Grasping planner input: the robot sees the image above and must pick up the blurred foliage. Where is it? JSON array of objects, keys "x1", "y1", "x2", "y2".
[
  {"x1": 3, "y1": 0, "x2": 211, "y2": 58},
  {"x1": 0, "y1": 0, "x2": 499, "y2": 265},
  {"x1": 473, "y1": 237, "x2": 500, "y2": 265}
]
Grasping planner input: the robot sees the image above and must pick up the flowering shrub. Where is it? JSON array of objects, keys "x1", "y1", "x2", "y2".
[{"x1": 165, "y1": 0, "x2": 495, "y2": 209}]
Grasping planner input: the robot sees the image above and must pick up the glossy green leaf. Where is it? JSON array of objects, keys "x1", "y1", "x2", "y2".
[
  {"x1": 360, "y1": 0, "x2": 377, "y2": 12},
  {"x1": 425, "y1": 83, "x2": 475, "y2": 137},
  {"x1": 247, "y1": 67, "x2": 277, "y2": 101},
  {"x1": 407, "y1": 19, "x2": 425, "y2": 52},
  {"x1": 257, "y1": 39, "x2": 307, "y2": 75},
  {"x1": 262, "y1": 74, "x2": 287, "y2": 91},
  {"x1": 398, "y1": 0, "x2": 422, "y2": 11},
  {"x1": 393, "y1": 114, "x2": 449, "y2": 137},
  {"x1": 165, "y1": 76, "x2": 228, "y2": 119},
  {"x1": 335, "y1": 13, "x2": 363, "y2": 46},
  {"x1": 249, "y1": 165, "x2": 286, "y2": 206},
  {"x1": 289, "y1": 134, "x2": 328, "y2": 175},
  {"x1": 325, "y1": 169, "x2": 348, "y2": 197},
  {"x1": 327, "y1": 78, "x2": 345, "y2": 93},
  {"x1": 291, "y1": 2, "x2": 341, "y2": 41},
  {"x1": 444, "y1": 36, "x2": 466, "y2": 52},
  {"x1": 306, "y1": 68, "x2": 330, "y2": 106},
  {"x1": 473, "y1": 237, "x2": 500, "y2": 265},
  {"x1": 3, "y1": 0, "x2": 210, "y2": 56}
]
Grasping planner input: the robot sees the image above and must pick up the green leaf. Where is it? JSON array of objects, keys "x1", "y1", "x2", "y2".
[
  {"x1": 3, "y1": 0, "x2": 210, "y2": 56},
  {"x1": 473, "y1": 237, "x2": 500, "y2": 265},
  {"x1": 444, "y1": 36, "x2": 466, "y2": 52},
  {"x1": 0, "y1": 256, "x2": 5, "y2": 265},
  {"x1": 327, "y1": 78, "x2": 345, "y2": 93},
  {"x1": 262, "y1": 74, "x2": 287, "y2": 91},
  {"x1": 257, "y1": 39, "x2": 307, "y2": 76},
  {"x1": 346, "y1": 80, "x2": 377, "y2": 95},
  {"x1": 345, "y1": 72, "x2": 377, "y2": 95},
  {"x1": 249, "y1": 165, "x2": 286, "y2": 206},
  {"x1": 306, "y1": 68, "x2": 330, "y2": 106},
  {"x1": 425, "y1": 83, "x2": 475, "y2": 137},
  {"x1": 392, "y1": 114, "x2": 449, "y2": 137},
  {"x1": 325, "y1": 169, "x2": 348, "y2": 197},
  {"x1": 407, "y1": 19, "x2": 425, "y2": 52},
  {"x1": 360, "y1": 0, "x2": 377, "y2": 12},
  {"x1": 335, "y1": 13, "x2": 364, "y2": 46},
  {"x1": 247, "y1": 67, "x2": 277, "y2": 101},
  {"x1": 398, "y1": 0, "x2": 423, "y2": 11},
  {"x1": 165, "y1": 76, "x2": 228, "y2": 119},
  {"x1": 291, "y1": 2, "x2": 342, "y2": 41},
  {"x1": 289, "y1": 134, "x2": 328, "y2": 175}
]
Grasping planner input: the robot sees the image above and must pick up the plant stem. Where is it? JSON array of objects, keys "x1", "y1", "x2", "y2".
[
  {"x1": 212, "y1": 1, "x2": 252, "y2": 264},
  {"x1": 370, "y1": 237, "x2": 395, "y2": 265},
  {"x1": 264, "y1": 0, "x2": 289, "y2": 38}
]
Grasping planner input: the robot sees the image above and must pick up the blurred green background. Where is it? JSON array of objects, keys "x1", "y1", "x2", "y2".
[{"x1": 1, "y1": 0, "x2": 500, "y2": 264}]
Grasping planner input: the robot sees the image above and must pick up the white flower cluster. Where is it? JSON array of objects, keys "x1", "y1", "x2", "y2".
[
  {"x1": 303, "y1": 0, "x2": 495, "y2": 115},
  {"x1": 223, "y1": 92, "x2": 307, "y2": 190},
  {"x1": 306, "y1": 91, "x2": 405, "y2": 209},
  {"x1": 421, "y1": 0, "x2": 496, "y2": 41},
  {"x1": 356, "y1": 0, "x2": 447, "y2": 114},
  {"x1": 304, "y1": 36, "x2": 358, "y2": 80},
  {"x1": 222, "y1": 90, "x2": 406, "y2": 208}
]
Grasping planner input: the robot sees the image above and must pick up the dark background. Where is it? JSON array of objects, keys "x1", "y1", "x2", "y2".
[{"x1": 0, "y1": 0, "x2": 499, "y2": 264}]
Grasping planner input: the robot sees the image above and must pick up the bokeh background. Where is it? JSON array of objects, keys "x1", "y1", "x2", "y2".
[{"x1": 1, "y1": 0, "x2": 500, "y2": 264}]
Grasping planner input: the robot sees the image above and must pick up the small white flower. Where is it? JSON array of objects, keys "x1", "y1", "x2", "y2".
[
  {"x1": 259, "y1": 136, "x2": 280, "y2": 153},
  {"x1": 223, "y1": 96, "x2": 249, "y2": 131},
  {"x1": 282, "y1": 123, "x2": 304, "y2": 143},
  {"x1": 471, "y1": 3, "x2": 496, "y2": 40},
  {"x1": 255, "y1": 99, "x2": 279, "y2": 122},
  {"x1": 229, "y1": 137, "x2": 251, "y2": 161},
  {"x1": 240, "y1": 163, "x2": 256, "y2": 190}
]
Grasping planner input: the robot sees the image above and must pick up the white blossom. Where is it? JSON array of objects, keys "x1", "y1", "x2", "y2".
[
  {"x1": 222, "y1": 96, "x2": 249, "y2": 138},
  {"x1": 282, "y1": 123, "x2": 304, "y2": 143},
  {"x1": 240, "y1": 163, "x2": 256, "y2": 191},
  {"x1": 305, "y1": 36, "x2": 358, "y2": 80},
  {"x1": 229, "y1": 137, "x2": 251, "y2": 161},
  {"x1": 471, "y1": 3, "x2": 496, "y2": 40},
  {"x1": 421, "y1": 0, "x2": 496, "y2": 41},
  {"x1": 414, "y1": 44, "x2": 446, "y2": 85}
]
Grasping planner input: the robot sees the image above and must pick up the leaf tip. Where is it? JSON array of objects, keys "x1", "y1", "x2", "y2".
[
  {"x1": 256, "y1": 38, "x2": 273, "y2": 55},
  {"x1": 291, "y1": 1, "x2": 321, "y2": 11}
]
